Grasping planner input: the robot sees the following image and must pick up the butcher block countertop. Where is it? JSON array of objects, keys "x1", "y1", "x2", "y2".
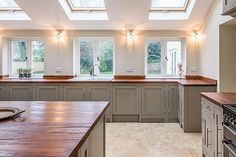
[
  {"x1": 201, "y1": 92, "x2": 236, "y2": 107},
  {"x1": 0, "y1": 101, "x2": 109, "y2": 157},
  {"x1": 0, "y1": 77, "x2": 216, "y2": 86}
]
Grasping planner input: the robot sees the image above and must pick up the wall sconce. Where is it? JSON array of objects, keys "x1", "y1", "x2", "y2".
[
  {"x1": 56, "y1": 30, "x2": 62, "y2": 40},
  {"x1": 127, "y1": 30, "x2": 135, "y2": 40},
  {"x1": 193, "y1": 30, "x2": 199, "y2": 40}
]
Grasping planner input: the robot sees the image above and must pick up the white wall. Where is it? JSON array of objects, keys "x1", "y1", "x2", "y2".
[
  {"x1": 0, "y1": 30, "x2": 199, "y2": 76},
  {"x1": 199, "y1": 0, "x2": 232, "y2": 81}
]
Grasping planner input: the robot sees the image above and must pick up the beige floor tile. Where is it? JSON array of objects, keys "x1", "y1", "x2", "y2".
[{"x1": 106, "y1": 123, "x2": 202, "y2": 157}]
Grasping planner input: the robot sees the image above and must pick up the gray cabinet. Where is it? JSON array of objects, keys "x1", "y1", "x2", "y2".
[
  {"x1": 202, "y1": 98, "x2": 223, "y2": 157},
  {"x1": 90, "y1": 116, "x2": 105, "y2": 157},
  {"x1": 9, "y1": 85, "x2": 33, "y2": 101},
  {"x1": 0, "y1": 85, "x2": 5, "y2": 101},
  {"x1": 179, "y1": 85, "x2": 216, "y2": 132},
  {"x1": 112, "y1": 84, "x2": 140, "y2": 122},
  {"x1": 166, "y1": 84, "x2": 178, "y2": 122},
  {"x1": 80, "y1": 136, "x2": 90, "y2": 157},
  {"x1": 141, "y1": 84, "x2": 165, "y2": 122},
  {"x1": 214, "y1": 106, "x2": 223, "y2": 157},
  {"x1": 87, "y1": 84, "x2": 111, "y2": 122},
  {"x1": 36, "y1": 85, "x2": 60, "y2": 101},
  {"x1": 78, "y1": 116, "x2": 105, "y2": 157},
  {"x1": 63, "y1": 85, "x2": 86, "y2": 101}
]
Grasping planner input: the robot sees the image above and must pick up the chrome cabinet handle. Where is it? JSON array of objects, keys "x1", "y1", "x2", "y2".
[
  {"x1": 223, "y1": 140, "x2": 236, "y2": 157},
  {"x1": 207, "y1": 128, "x2": 212, "y2": 147},
  {"x1": 85, "y1": 149, "x2": 87, "y2": 157},
  {"x1": 216, "y1": 115, "x2": 222, "y2": 157}
]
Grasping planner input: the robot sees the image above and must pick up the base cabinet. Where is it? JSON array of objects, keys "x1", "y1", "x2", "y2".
[
  {"x1": 63, "y1": 85, "x2": 86, "y2": 101},
  {"x1": 141, "y1": 84, "x2": 165, "y2": 122},
  {"x1": 9, "y1": 85, "x2": 33, "y2": 101},
  {"x1": 78, "y1": 116, "x2": 105, "y2": 157},
  {"x1": 180, "y1": 85, "x2": 216, "y2": 132},
  {"x1": 36, "y1": 85, "x2": 60, "y2": 101},
  {"x1": 0, "y1": 85, "x2": 5, "y2": 101},
  {"x1": 202, "y1": 98, "x2": 223, "y2": 157},
  {"x1": 166, "y1": 84, "x2": 178, "y2": 122},
  {"x1": 112, "y1": 84, "x2": 140, "y2": 122},
  {"x1": 87, "y1": 84, "x2": 111, "y2": 122}
]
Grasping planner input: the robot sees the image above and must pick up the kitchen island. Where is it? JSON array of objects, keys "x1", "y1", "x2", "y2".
[{"x1": 0, "y1": 101, "x2": 109, "y2": 157}]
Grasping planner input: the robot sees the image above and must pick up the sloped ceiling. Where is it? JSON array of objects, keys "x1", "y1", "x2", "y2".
[{"x1": 0, "y1": 0, "x2": 214, "y2": 30}]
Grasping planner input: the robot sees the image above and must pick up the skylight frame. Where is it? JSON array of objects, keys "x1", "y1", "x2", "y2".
[
  {"x1": 0, "y1": 0, "x2": 22, "y2": 12},
  {"x1": 66, "y1": 0, "x2": 106, "y2": 12},
  {"x1": 150, "y1": 0, "x2": 190, "y2": 11}
]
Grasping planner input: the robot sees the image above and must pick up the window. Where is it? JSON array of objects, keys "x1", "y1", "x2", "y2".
[
  {"x1": 151, "y1": 0, "x2": 189, "y2": 11},
  {"x1": 0, "y1": 0, "x2": 21, "y2": 11},
  {"x1": 10, "y1": 39, "x2": 45, "y2": 76},
  {"x1": 66, "y1": 0, "x2": 106, "y2": 11},
  {"x1": 59, "y1": 0, "x2": 108, "y2": 20},
  {"x1": 146, "y1": 38, "x2": 184, "y2": 77},
  {"x1": 0, "y1": 0, "x2": 30, "y2": 20},
  {"x1": 76, "y1": 38, "x2": 114, "y2": 77}
]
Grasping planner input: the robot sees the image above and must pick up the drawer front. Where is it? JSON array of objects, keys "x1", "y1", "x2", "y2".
[{"x1": 202, "y1": 98, "x2": 214, "y2": 116}]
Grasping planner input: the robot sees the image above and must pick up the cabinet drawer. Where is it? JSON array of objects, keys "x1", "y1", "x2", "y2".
[{"x1": 202, "y1": 98, "x2": 214, "y2": 116}]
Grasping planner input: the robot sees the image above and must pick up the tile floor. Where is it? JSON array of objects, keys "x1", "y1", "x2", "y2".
[{"x1": 106, "y1": 123, "x2": 202, "y2": 157}]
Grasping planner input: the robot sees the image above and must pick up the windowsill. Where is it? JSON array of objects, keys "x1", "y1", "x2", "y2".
[{"x1": 145, "y1": 76, "x2": 185, "y2": 79}]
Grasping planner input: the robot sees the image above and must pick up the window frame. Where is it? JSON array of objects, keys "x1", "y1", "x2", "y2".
[
  {"x1": 75, "y1": 37, "x2": 115, "y2": 77},
  {"x1": 0, "y1": 0, "x2": 22, "y2": 11},
  {"x1": 145, "y1": 37, "x2": 185, "y2": 78},
  {"x1": 150, "y1": 0, "x2": 190, "y2": 11},
  {"x1": 66, "y1": 0, "x2": 106, "y2": 12},
  {"x1": 9, "y1": 38, "x2": 45, "y2": 77}
]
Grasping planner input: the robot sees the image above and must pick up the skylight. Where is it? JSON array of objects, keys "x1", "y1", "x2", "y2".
[
  {"x1": 149, "y1": 0, "x2": 196, "y2": 20},
  {"x1": 0, "y1": 0, "x2": 22, "y2": 11},
  {"x1": 151, "y1": 0, "x2": 189, "y2": 11},
  {"x1": 59, "y1": 0, "x2": 108, "y2": 20},
  {"x1": 0, "y1": 0, "x2": 30, "y2": 20},
  {"x1": 67, "y1": 0, "x2": 106, "y2": 11}
]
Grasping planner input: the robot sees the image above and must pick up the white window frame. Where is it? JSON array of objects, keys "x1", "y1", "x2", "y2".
[
  {"x1": 145, "y1": 37, "x2": 185, "y2": 78},
  {"x1": 75, "y1": 37, "x2": 115, "y2": 77},
  {"x1": 9, "y1": 38, "x2": 45, "y2": 77}
]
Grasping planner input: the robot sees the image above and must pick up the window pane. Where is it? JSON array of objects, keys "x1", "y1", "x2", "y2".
[
  {"x1": 147, "y1": 42, "x2": 162, "y2": 75},
  {"x1": 80, "y1": 41, "x2": 94, "y2": 75},
  {"x1": 32, "y1": 41, "x2": 44, "y2": 75},
  {"x1": 167, "y1": 41, "x2": 182, "y2": 76},
  {"x1": 70, "y1": 0, "x2": 105, "y2": 8},
  {"x1": 0, "y1": 0, "x2": 20, "y2": 9},
  {"x1": 99, "y1": 41, "x2": 113, "y2": 76},
  {"x1": 152, "y1": 0, "x2": 187, "y2": 8},
  {"x1": 11, "y1": 41, "x2": 27, "y2": 75}
]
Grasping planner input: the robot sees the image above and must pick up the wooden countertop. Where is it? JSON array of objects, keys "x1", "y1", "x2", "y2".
[
  {"x1": 201, "y1": 93, "x2": 236, "y2": 107},
  {"x1": 0, "y1": 77, "x2": 216, "y2": 86},
  {"x1": 0, "y1": 101, "x2": 109, "y2": 157}
]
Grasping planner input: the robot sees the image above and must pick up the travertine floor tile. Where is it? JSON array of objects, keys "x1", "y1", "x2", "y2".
[{"x1": 106, "y1": 123, "x2": 201, "y2": 157}]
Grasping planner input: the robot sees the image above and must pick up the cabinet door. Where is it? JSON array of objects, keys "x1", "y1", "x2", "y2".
[
  {"x1": 87, "y1": 84, "x2": 111, "y2": 118},
  {"x1": 214, "y1": 107, "x2": 223, "y2": 157},
  {"x1": 36, "y1": 86, "x2": 59, "y2": 101},
  {"x1": 63, "y1": 85, "x2": 86, "y2": 101},
  {"x1": 202, "y1": 112, "x2": 213, "y2": 157},
  {"x1": 0, "y1": 86, "x2": 5, "y2": 101},
  {"x1": 167, "y1": 85, "x2": 178, "y2": 122},
  {"x1": 178, "y1": 85, "x2": 184, "y2": 127},
  {"x1": 9, "y1": 85, "x2": 33, "y2": 101},
  {"x1": 81, "y1": 137, "x2": 90, "y2": 157},
  {"x1": 112, "y1": 85, "x2": 139, "y2": 115},
  {"x1": 141, "y1": 85, "x2": 165, "y2": 118},
  {"x1": 90, "y1": 116, "x2": 104, "y2": 157}
]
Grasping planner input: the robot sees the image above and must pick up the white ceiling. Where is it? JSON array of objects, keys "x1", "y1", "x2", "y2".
[{"x1": 0, "y1": 0, "x2": 214, "y2": 30}]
